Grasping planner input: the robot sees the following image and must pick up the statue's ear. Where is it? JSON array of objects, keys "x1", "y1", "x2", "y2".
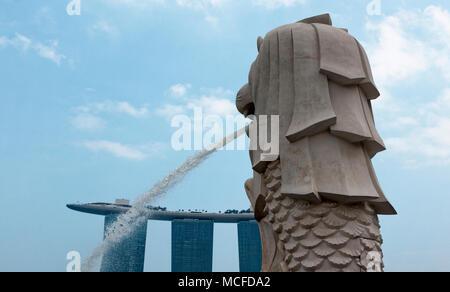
[{"x1": 257, "y1": 36, "x2": 263, "y2": 52}]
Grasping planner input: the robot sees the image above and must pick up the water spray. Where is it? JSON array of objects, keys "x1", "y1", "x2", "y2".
[{"x1": 82, "y1": 126, "x2": 247, "y2": 272}]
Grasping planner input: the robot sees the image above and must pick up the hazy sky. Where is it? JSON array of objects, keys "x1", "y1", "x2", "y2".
[{"x1": 1, "y1": 0, "x2": 450, "y2": 272}]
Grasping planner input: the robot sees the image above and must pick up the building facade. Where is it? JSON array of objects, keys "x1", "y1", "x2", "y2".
[
  {"x1": 237, "y1": 221, "x2": 262, "y2": 272},
  {"x1": 67, "y1": 202, "x2": 262, "y2": 272},
  {"x1": 100, "y1": 215, "x2": 148, "y2": 272},
  {"x1": 171, "y1": 219, "x2": 214, "y2": 272}
]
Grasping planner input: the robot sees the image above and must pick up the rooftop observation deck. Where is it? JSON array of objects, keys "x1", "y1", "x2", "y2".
[{"x1": 67, "y1": 203, "x2": 256, "y2": 223}]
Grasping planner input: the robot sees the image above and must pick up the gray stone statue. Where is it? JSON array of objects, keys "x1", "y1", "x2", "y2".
[{"x1": 236, "y1": 14, "x2": 396, "y2": 272}]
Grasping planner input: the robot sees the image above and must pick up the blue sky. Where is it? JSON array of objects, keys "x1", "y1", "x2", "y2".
[{"x1": 1, "y1": 0, "x2": 450, "y2": 272}]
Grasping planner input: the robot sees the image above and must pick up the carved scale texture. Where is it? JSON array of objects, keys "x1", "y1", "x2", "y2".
[{"x1": 263, "y1": 160, "x2": 383, "y2": 272}]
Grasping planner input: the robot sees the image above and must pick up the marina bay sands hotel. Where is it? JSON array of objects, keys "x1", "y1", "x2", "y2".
[{"x1": 67, "y1": 200, "x2": 262, "y2": 272}]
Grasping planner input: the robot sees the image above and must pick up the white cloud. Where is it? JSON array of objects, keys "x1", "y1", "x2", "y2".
[
  {"x1": 388, "y1": 116, "x2": 419, "y2": 129},
  {"x1": 169, "y1": 83, "x2": 191, "y2": 97},
  {"x1": 114, "y1": 102, "x2": 149, "y2": 117},
  {"x1": 76, "y1": 101, "x2": 149, "y2": 118},
  {"x1": 366, "y1": 6, "x2": 450, "y2": 87},
  {"x1": 0, "y1": 33, "x2": 67, "y2": 65},
  {"x1": 386, "y1": 117, "x2": 450, "y2": 166},
  {"x1": 156, "y1": 104, "x2": 186, "y2": 118},
  {"x1": 187, "y1": 96, "x2": 236, "y2": 117},
  {"x1": 83, "y1": 140, "x2": 148, "y2": 160},
  {"x1": 175, "y1": 0, "x2": 228, "y2": 24},
  {"x1": 107, "y1": 0, "x2": 224, "y2": 24},
  {"x1": 72, "y1": 101, "x2": 149, "y2": 131},
  {"x1": 204, "y1": 14, "x2": 219, "y2": 25},
  {"x1": 157, "y1": 85, "x2": 237, "y2": 119},
  {"x1": 91, "y1": 21, "x2": 119, "y2": 37},
  {"x1": 425, "y1": 88, "x2": 450, "y2": 112},
  {"x1": 83, "y1": 140, "x2": 166, "y2": 160},
  {"x1": 71, "y1": 113, "x2": 105, "y2": 130},
  {"x1": 424, "y1": 6, "x2": 450, "y2": 45},
  {"x1": 105, "y1": 0, "x2": 166, "y2": 9},
  {"x1": 0, "y1": 33, "x2": 32, "y2": 50},
  {"x1": 423, "y1": 6, "x2": 450, "y2": 80},
  {"x1": 383, "y1": 88, "x2": 450, "y2": 166},
  {"x1": 364, "y1": 6, "x2": 450, "y2": 166},
  {"x1": 251, "y1": 0, "x2": 306, "y2": 9},
  {"x1": 101, "y1": 0, "x2": 302, "y2": 25},
  {"x1": 176, "y1": 0, "x2": 228, "y2": 9},
  {"x1": 34, "y1": 41, "x2": 66, "y2": 65},
  {"x1": 365, "y1": 16, "x2": 429, "y2": 86},
  {"x1": 104, "y1": 0, "x2": 303, "y2": 10}
]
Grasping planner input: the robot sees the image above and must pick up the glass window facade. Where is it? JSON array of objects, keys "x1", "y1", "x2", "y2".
[
  {"x1": 100, "y1": 215, "x2": 148, "y2": 272},
  {"x1": 96, "y1": 215, "x2": 262, "y2": 272},
  {"x1": 237, "y1": 221, "x2": 262, "y2": 272},
  {"x1": 171, "y1": 219, "x2": 214, "y2": 272}
]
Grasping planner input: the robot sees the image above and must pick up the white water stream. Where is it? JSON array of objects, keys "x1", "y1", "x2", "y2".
[{"x1": 82, "y1": 127, "x2": 247, "y2": 272}]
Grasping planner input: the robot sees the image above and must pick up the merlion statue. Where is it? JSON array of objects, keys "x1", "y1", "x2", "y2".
[{"x1": 236, "y1": 14, "x2": 396, "y2": 272}]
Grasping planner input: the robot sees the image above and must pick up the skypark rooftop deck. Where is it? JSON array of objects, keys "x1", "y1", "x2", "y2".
[{"x1": 67, "y1": 202, "x2": 256, "y2": 223}]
